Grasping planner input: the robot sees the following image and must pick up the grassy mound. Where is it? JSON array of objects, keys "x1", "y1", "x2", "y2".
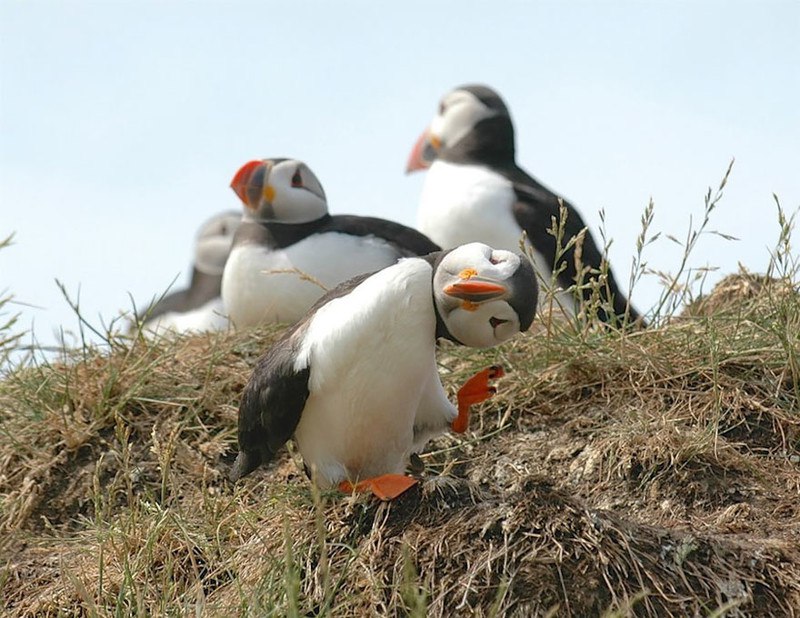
[{"x1": 1, "y1": 267, "x2": 799, "y2": 616}]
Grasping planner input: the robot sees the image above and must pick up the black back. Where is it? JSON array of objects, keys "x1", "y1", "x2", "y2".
[
  {"x1": 438, "y1": 85, "x2": 641, "y2": 326},
  {"x1": 505, "y1": 164, "x2": 641, "y2": 325},
  {"x1": 234, "y1": 214, "x2": 440, "y2": 257},
  {"x1": 138, "y1": 268, "x2": 223, "y2": 324}
]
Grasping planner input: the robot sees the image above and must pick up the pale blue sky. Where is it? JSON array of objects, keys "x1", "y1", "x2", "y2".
[{"x1": 2, "y1": 1, "x2": 798, "y2": 346}]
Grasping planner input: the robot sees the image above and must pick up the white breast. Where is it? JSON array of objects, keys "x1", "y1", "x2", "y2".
[
  {"x1": 221, "y1": 232, "x2": 404, "y2": 328},
  {"x1": 143, "y1": 297, "x2": 230, "y2": 337},
  {"x1": 417, "y1": 160, "x2": 575, "y2": 314},
  {"x1": 292, "y1": 259, "x2": 455, "y2": 487},
  {"x1": 418, "y1": 161, "x2": 523, "y2": 252}
]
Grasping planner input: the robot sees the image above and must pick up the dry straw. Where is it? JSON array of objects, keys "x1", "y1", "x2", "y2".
[{"x1": 1, "y1": 165, "x2": 799, "y2": 616}]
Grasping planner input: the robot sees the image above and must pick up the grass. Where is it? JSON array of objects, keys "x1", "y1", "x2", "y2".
[{"x1": 1, "y1": 166, "x2": 799, "y2": 616}]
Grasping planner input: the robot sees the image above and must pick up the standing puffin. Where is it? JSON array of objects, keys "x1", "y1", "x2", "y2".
[
  {"x1": 230, "y1": 242, "x2": 538, "y2": 500},
  {"x1": 222, "y1": 158, "x2": 440, "y2": 328},
  {"x1": 138, "y1": 210, "x2": 241, "y2": 335},
  {"x1": 406, "y1": 84, "x2": 641, "y2": 326}
]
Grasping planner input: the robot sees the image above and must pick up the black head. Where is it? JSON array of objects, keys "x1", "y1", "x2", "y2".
[
  {"x1": 431, "y1": 242, "x2": 537, "y2": 348},
  {"x1": 406, "y1": 84, "x2": 516, "y2": 171}
]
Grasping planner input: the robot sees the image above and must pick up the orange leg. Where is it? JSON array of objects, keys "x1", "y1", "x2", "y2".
[
  {"x1": 338, "y1": 474, "x2": 418, "y2": 501},
  {"x1": 451, "y1": 365, "x2": 505, "y2": 434}
]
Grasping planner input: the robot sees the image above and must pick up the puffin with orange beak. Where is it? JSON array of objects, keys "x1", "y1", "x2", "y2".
[
  {"x1": 230, "y1": 242, "x2": 538, "y2": 500},
  {"x1": 222, "y1": 157, "x2": 440, "y2": 328},
  {"x1": 407, "y1": 84, "x2": 642, "y2": 326}
]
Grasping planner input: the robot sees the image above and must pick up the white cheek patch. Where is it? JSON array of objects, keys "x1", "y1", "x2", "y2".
[
  {"x1": 490, "y1": 250, "x2": 521, "y2": 278},
  {"x1": 449, "y1": 311, "x2": 496, "y2": 348},
  {"x1": 273, "y1": 190, "x2": 327, "y2": 223},
  {"x1": 446, "y1": 300, "x2": 518, "y2": 349},
  {"x1": 471, "y1": 253, "x2": 520, "y2": 284},
  {"x1": 488, "y1": 301, "x2": 520, "y2": 344},
  {"x1": 439, "y1": 242, "x2": 493, "y2": 275},
  {"x1": 262, "y1": 161, "x2": 329, "y2": 224},
  {"x1": 494, "y1": 319, "x2": 521, "y2": 343},
  {"x1": 434, "y1": 93, "x2": 496, "y2": 150}
]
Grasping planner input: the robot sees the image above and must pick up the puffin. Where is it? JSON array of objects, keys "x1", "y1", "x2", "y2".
[
  {"x1": 138, "y1": 210, "x2": 241, "y2": 335},
  {"x1": 406, "y1": 84, "x2": 642, "y2": 326},
  {"x1": 229, "y1": 242, "x2": 538, "y2": 500},
  {"x1": 222, "y1": 158, "x2": 441, "y2": 328}
]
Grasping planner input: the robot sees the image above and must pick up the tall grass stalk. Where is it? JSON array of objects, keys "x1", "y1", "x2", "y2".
[
  {"x1": 648, "y1": 159, "x2": 737, "y2": 321},
  {"x1": 0, "y1": 235, "x2": 24, "y2": 374}
]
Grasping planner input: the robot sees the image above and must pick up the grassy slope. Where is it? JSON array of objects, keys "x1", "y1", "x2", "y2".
[
  {"x1": 1, "y1": 174, "x2": 799, "y2": 616},
  {"x1": 1, "y1": 269, "x2": 798, "y2": 617}
]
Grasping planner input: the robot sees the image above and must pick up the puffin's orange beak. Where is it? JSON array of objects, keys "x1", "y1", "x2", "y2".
[
  {"x1": 405, "y1": 128, "x2": 440, "y2": 174},
  {"x1": 230, "y1": 160, "x2": 264, "y2": 207},
  {"x1": 444, "y1": 279, "x2": 507, "y2": 302}
]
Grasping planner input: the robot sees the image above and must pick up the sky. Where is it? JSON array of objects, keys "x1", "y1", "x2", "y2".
[{"x1": 2, "y1": 1, "x2": 799, "y2": 348}]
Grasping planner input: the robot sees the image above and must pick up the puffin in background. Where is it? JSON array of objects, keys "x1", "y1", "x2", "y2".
[
  {"x1": 406, "y1": 84, "x2": 642, "y2": 326},
  {"x1": 222, "y1": 158, "x2": 440, "y2": 328},
  {"x1": 230, "y1": 242, "x2": 538, "y2": 500},
  {"x1": 137, "y1": 210, "x2": 241, "y2": 335}
]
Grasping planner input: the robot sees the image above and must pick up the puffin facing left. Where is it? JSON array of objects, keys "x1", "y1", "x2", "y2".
[
  {"x1": 230, "y1": 242, "x2": 538, "y2": 500},
  {"x1": 221, "y1": 158, "x2": 440, "y2": 328},
  {"x1": 406, "y1": 84, "x2": 643, "y2": 327},
  {"x1": 137, "y1": 210, "x2": 241, "y2": 336}
]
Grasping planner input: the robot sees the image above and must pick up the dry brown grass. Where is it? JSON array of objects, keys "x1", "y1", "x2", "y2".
[
  {"x1": 1, "y1": 265, "x2": 799, "y2": 616},
  {"x1": 2, "y1": 165, "x2": 799, "y2": 616}
]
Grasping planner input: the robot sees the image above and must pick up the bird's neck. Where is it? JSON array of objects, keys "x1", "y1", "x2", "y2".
[
  {"x1": 187, "y1": 268, "x2": 223, "y2": 304},
  {"x1": 260, "y1": 214, "x2": 332, "y2": 247},
  {"x1": 235, "y1": 215, "x2": 333, "y2": 249},
  {"x1": 442, "y1": 116, "x2": 516, "y2": 168}
]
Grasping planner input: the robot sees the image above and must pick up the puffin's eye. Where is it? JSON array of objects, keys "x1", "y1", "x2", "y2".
[
  {"x1": 489, "y1": 317, "x2": 508, "y2": 328},
  {"x1": 438, "y1": 102, "x2": 446, "y2": 115},
  {"x1": 291, "y1": 170, "x2": 303, "y2": 187},
  {"x1": 489, "y1": 256, "x2": 501, "y2": 265}
]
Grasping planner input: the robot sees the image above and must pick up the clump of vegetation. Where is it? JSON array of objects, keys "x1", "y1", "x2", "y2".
[
  {"x1": 1, "y1": 168, "x2": 799, "y2": 616},
  {"x1": 0, "y1": 235, "x2": 24, "y2": 373}
]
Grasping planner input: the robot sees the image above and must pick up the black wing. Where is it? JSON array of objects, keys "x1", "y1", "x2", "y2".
[
  {"x1": 327, "y1": 215, "x2": 441, "y2": 257},
  {"x1": 505, "y1": 164, "x2": 641, "y2": 326},
  {"x1": 137, "y1": 289, "x2": 190, "y2": 324},
  {"x1": 138, "y1": 270, "x2": 223, "y2": 324},
  {"x1": 230, "y1": 330, "x2": 311, "y2": 481}
]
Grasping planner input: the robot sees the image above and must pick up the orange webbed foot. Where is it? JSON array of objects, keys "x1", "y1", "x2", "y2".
[
  {"x1": 338, "y1": 474, "x2": 418, "y2": 501},
  {"x1": 451, "y1": 365, "x2": 505, "y2": 434}
]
